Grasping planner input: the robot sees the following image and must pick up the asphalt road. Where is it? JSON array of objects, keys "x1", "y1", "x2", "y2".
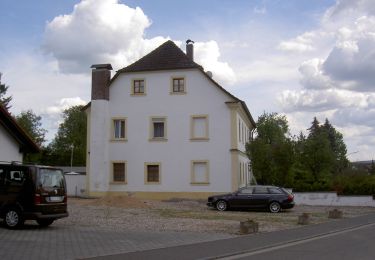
[
  {"x1": 96, "y1": 213, "x2": 375, "y2": 260},
  {"x1": 224, "y1": 222, "x2": 375, "y2": 260}
]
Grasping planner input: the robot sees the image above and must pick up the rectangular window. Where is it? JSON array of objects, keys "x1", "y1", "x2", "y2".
[
  {"x1": 191, "y1": 161, "x2": 209, "y2": 185},
  {"x1": 191, "y1": 115, "x2": 209, "y2": 141},
  {"x1": 153, "y1": 122, "x2": 164, "y2": 138},
  {"x1": 172, "y1": 78, "x2": 185, "y2": 93},
  {"x1": 112, "y1": 162, "x2": 126, "y2": 183},
  {"x1": 132, "y1": 79, "x2": 145, "y2": 95},
  {"x1": 145, "y1": 163, "x2": 161, "y2": 184},
  {"x1": 150, "y1": 117, "x2": 167, "y2": 141},
  {"x1": 112, "y1": 118, "x2": 127, "y2": 140}
]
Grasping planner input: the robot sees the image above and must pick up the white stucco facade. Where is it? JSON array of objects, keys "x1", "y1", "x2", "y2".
[
  {"x1": 86, "y1": 42, "x2": 256, "y2": 199},
  {"x1": 87, "y1": 68, "x2": 255, "y2": 199},
  {"x1": 0, "y1": 124, "x2": 23, "y2": 162}
]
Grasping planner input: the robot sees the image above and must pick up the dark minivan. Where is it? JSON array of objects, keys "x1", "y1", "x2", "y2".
[{"x1": 0, "y1": 162, "x2": 68, "y2": 228}]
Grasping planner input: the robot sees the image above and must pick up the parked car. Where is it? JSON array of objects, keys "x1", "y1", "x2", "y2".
[
  {"x1": 0, "y1": 162, "x2": 68, "y2": 228},
  {"x1": 207, "y1": 185, "x2": 294, "y2": 213}
]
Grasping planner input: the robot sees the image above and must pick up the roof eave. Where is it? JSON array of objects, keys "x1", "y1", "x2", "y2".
[{"x1": 0, "y1": 106, "x2": 40, "y2": 153}]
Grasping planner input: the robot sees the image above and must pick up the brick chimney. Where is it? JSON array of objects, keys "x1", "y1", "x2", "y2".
[
  {"x1": 90, "y1": 64, "x2": 113, "y2": 100},
  {"x1": 186, "y1": 39, "x2": 194, "y2": 61}
]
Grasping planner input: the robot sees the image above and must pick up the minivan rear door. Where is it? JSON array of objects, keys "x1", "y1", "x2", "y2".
[{"x1": 37, "y1": 168, "x2": 66, "y2": 201}]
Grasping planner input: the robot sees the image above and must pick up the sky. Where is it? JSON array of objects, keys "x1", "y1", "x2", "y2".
[{"x1": 1, "y1": 0, "x2": 375, "y2": 162}]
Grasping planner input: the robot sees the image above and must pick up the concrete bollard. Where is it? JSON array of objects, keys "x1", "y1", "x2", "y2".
[
  {"x1": 328, "y1": 209, "x2": 343, "y2": 219},
  {"x1": 240, "y1": 219, "x2": 259, "y2": 234},
  {"x1": 298, "y1": 213, "x2": 310, "y2": 225}
]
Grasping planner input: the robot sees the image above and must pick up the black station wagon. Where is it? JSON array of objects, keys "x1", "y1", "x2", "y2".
[
  {"x1": 0, "y1": 162, "x2": 68, "y2": 228},
  {"x1": 207, "y1": 185, "x2": 294, "y2": 213}
]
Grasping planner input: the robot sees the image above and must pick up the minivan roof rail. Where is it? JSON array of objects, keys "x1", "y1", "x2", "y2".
[{"x1": 0, "y1": 161, "x2": 17, "y2": 164}]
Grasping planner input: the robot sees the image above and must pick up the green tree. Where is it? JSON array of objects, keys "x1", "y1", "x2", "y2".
[
  {"x1": 370, "y1": 160, "x2": 375, "y2": 175},
  {"x1": 302, "y1": 128, "x2": 334, "y2": 183},
  {"x1": 15, "y1": 110, "x2": 47, "y2": 163},
  {"x1": 0, "y1": 72, "x2": 12, "y2": 110},
  {"x1": 48, "y1": 105, "x2": 87, "y2": 166},
  {"x1": 246, "y1": 112, "x2": 294, "y2": 186},
  {"x1": 322, "y1": 119, "x2": 349, "y2": 174},
  {"x1": 16, "y1": 110, "x2": 47, "y2": 146}
]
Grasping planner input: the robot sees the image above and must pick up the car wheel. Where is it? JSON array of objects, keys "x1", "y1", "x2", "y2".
[
  {"x1": 36, "y1": 219, "x2": 54, "y2": 227},
  {"x1": 269, "y1": 201, "x2": 281, "y2": 213},
  {"x1": 216, "y1": 200, "x2": 228, "y2": 211},
  {"x1": 4, "y1": 208, "x2": 24, "y2": 229}
]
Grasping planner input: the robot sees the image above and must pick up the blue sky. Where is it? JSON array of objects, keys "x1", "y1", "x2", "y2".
[{"x1": 1, "y1": 0, "x2": 374, "y2": 161}]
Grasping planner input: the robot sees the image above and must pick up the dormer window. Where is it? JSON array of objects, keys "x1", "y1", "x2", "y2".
[
  {"x1": 171, "y1": 77, "x2": 186, "y2": 94},
  {"x1": 132, "y1": 79, "x2": 145, "y2": 95}
]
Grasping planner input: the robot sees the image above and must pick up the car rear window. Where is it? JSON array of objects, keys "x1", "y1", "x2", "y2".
[
  {"x1": 268, "y1": 187, "x2": 283, "y2": 194},
  {"x1": 253, "y1": 187, "x2": 269, "y2": 194},
  {"x1": 39, "y1": 169, "x2": 65, "y2": 188}
]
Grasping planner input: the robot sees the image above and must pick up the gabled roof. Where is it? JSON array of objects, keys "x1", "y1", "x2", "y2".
[
  {"x1": 0, "y1": 105, "x2": 40, "y2": 153},
  {"x1": 87, "y1": 40, "x2": 256, "y2": 127},
  {"x1": 118, "y1": 40, "x2": 203, "y2": 73}
]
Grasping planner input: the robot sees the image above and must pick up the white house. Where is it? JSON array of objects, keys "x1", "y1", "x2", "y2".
[
  {"x1": 85, "y1": 40, "x2": 256, "y2": 199},
  {"x1": 0, "y1": 105, "x2": 39, "y2": 162}
]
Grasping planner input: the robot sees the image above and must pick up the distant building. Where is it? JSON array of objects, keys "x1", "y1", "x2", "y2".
[
  {"x1": 84, "y1": 40, "x2": 256, "y2": 199},
  {"x1": 351, "y1": 160, "x2": 375, "y2": 174},
  {"x1": 0, "y1": 105, "x2": 39, "y2": 162}
]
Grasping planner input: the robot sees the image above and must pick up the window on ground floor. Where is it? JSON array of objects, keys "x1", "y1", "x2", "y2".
[
  {"x1": 145, "y1": 163, "x2": 161, "y2": 184},
  {"x1": 111, "y1": 162, "x2": 126, "y2": 183}
]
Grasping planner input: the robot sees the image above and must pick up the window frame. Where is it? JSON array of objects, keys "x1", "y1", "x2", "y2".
[
  {"x1": 131, "y1": 78, "x2": 146, "y2": 96},
  {"x1": 190, "y1": 160, "x2": 210, "y2": 185},
  {"x1": 110, "y1": 161, "x2": 127, "y2": 184},
  {"x1": 111, "y1": 117, "x2": 127, "y2": 141},
  {"x1": 190, "y1": 115, "x2": 209, "y2": 141},
  {"x1": 170, "y1": 76, "x2": 186, "y2": 94},
  {"x1": 144, "y1": 162, "x2": 161, "y2": 184},
  {"x1": 149, "y1": 116, "x2": 167, "y2": 141}
]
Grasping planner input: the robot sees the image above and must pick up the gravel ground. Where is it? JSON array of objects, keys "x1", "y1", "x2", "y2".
[{"x1": 54, "y1": 196, "x2": 375, "y2": 235}]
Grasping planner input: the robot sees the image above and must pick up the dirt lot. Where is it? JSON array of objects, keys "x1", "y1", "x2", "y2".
[{"x1": 58, "y1": 196, "x2": 375, "y2": 235}]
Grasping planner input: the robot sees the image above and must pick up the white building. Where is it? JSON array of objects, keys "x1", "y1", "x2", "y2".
[
  {"x1": 85, "y1": 40, "x2": 256, "y2": 199},
  {"x1": 0, "y1": 105, "x2": 39, "y2": 162}
]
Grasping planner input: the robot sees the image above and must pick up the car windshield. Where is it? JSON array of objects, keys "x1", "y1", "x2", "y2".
[{"x1": 38, "y1": 168, "x2": 65, "y2": 188}]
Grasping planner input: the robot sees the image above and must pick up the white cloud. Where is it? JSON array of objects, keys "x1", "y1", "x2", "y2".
[
  {"x1": 43, "y1": 0, "x2": 236, "y2": 85},
  {"x1": 277, "y1": 0, "x2": 375, "y2": 160},
  {"x1": 193, "y1": 41, "x2": 236, "y2": 85},
  {"x1": 43, "y1": 0, "x2": 158, "y2": 73},
  {"x1": 298, "y1": 58, "x2": 333, "y2": 90},
  {"x1": 278, "y1": 32, "x2": 317, "y2": 52},
  {"x1": 281, "y1": 88, "x2": 375, "y2": 112},
  {"x1": 3, "y1": 53, "x2": 89, "y2": 116},
  {"x1": 44, "y1": 97, "x2": 87, "y2": 116}
]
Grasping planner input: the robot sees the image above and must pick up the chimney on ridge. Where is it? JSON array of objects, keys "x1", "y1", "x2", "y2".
[
  {"x1": 90, "y1": 64, "x2": 113, "y2": 101},
  {"x1": 186, "y1": 39, "x2": 194, "y2": 61}
]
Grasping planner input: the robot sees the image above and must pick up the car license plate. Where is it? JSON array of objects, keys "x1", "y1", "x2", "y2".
[{"x1": 49, "y1": 196, "x2": 63, "y2": 202}]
